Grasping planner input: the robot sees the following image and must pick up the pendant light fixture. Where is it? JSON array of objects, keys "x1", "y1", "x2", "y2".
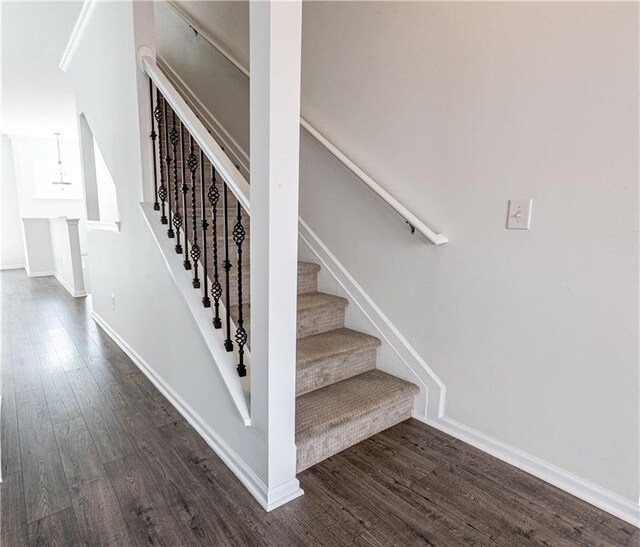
[{"x1": 52, "y1": 132, "x2": 71, "y2": 187}]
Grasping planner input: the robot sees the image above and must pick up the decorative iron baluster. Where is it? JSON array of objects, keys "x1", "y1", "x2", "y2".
[
  {"x1": 170, "y1": 112, "x2": 182, "y2": 252},
  {"x1": 154, "y1": 91, "x2": 167, "y2": 223},
  {"x1": 208, "y1": 168, "x2": 222, "y2": 328},
  {"x1": 149, "y1": 80, "x2": 160, "y2": 212},
  {"x1": 233, "y1": 201, "x2": 247, "y2": 377},
  {"x1": 163, "y1": 100, "x2": 174, "y2": 236},
  {"x1": 222, "y1": 183, "x2": 233, "y2": 351},
  {"x1": 180, "y1": 123, "x2": 191, "y2": 270},
  {"x1": 200, "y1": 150, "x2": 211, "y2": 308},
  {"x1": 187, "y1": 136, "x2": 200, "y2": 286}
]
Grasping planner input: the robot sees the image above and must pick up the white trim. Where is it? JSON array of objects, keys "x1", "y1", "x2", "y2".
[
  {"x1": 157, "y1": 56, "x2": 250, "y2": 178},
  {"x1": 86, "y1": 220, "x2": 121, "y2": 233},
  {"x1": 27, "y1": 270, "x2": 55, "y2": 278},
  {"x1": 298, "y1": 219, "x2": 445, "y2": 419},
  {"x1": 0, "y1": 264, "x2": 25, "y2": 271},
  {"x1": 90, "y1": 309, "x2": 303, "y2": 511},
  {"x1": 59, "y1": 0, "x2": 100, "y2": 72},
  {"x1": 421, "y1": 415, "x2": 640, "y2": 527},
  {"x1": 27, "y1": 270, "x2": 87, "y2": 297},
  {"x1": 139, "y1": 202, "x2": 251, "y2": 426},
  {"x1": 53, "y1": 273, "x2": 88, "y2": 298}
]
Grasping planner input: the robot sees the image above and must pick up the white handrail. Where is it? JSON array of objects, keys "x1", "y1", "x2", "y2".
[
  {"x1": 161, "y1": 1, "x2": 447, "y2": 245},
  {"x1": 299, "y1": 120, "x2": 447, "y2": 245},
  {"x1": 141, "y1": 54, "x2": 251, "y2": 213}
]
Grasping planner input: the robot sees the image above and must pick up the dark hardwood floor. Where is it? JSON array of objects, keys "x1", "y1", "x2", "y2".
[{"x1": 1, "y1": 269, "x2": 637, "y2": 546}]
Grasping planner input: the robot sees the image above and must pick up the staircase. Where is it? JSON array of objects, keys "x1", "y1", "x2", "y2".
[{"x1": 153, "y1": 96, "x2": 418, "y2": 473}]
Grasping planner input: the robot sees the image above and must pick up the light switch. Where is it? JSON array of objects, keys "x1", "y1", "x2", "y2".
[{"x1": 507, "y1": 199, "x2": 532, "y2": 230}]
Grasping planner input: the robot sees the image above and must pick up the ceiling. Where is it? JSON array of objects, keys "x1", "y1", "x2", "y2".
[{"x1": 1, "y1": 1, "x2": 82, "y2": 139}]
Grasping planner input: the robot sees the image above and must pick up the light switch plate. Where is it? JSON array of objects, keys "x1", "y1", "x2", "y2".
[{"x1": 507, "y1": 199, "x2": 532, "y2": 230}]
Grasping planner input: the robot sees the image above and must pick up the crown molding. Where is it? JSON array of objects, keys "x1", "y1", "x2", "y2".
[{"x1": 59, "y1": 0, "x2": 100, "y2": 72}]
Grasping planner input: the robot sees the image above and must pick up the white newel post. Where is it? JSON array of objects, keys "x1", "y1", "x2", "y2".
[{"x1": 249, "y1": 0, "x2": 304, "y2": 509}]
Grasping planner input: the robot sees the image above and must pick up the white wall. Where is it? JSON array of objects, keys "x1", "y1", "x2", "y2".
[
  {"x1": 1, "y1": 136, "x2": 25, "y2": 268},
  {"x1": 64, "y1": 0, "x2": 270, "y2": 497},
  {"x1": 156, "y1": 2, "x2": 249, "y2": 155},
  {"x1": 21, "y1": 218, "x2": 54, "y2": 276},
  {"x1": 159, "y1": 0, "x2": 639, "y2": 509},
  {"x1": 93, "y1": 137, "x2": 119, "y2": 222}
]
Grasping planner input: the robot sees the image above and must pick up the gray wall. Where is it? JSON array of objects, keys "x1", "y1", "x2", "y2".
[{"x1": 158, "y1": 1, "x2": 639, "y2": 504}]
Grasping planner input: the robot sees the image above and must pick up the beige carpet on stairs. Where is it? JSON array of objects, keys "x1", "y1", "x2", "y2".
[{"x1": 165, "y1": 111, "x2": 419, "y2": 472}]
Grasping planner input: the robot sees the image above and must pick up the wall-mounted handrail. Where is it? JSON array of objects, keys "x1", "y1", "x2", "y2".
[
  {"x1": 141, "y1": 54, "x2": 250, "y2": 213},
  {"x1": 162, "y1": 1, "x2": 447, "y2": 245}
]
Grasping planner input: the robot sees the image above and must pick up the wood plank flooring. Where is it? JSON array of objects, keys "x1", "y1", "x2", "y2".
[{"x1": 1, "y1": 269, "x2": 637, "y2": 546}]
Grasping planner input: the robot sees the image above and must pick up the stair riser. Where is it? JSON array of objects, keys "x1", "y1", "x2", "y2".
[
  {"x1": 200, "y1": 267, "x2": 317, "y2": 307},
  {"x1": 297, "y1": 270, "x2": 317, "y2": 294},
  {"x1": 297, "y1": 305, "x2": 345, "y2": 339},
  {"x1": 296, "y1": 398, "x2": 414, "y2": 472},
  {"x1": 296, "y1": 347, "x2": 377, "y2": 396}
]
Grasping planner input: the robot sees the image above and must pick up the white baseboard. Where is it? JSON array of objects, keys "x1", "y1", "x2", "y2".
[
  {"x1": 26, "y1": 270, "x2": 55, "y2": 278},
  {"x1": 420, "y1": 414, "x2": 640, "y2": 527},
  {"x1": 90, "y1": 310, "x2": 303, "y2": 512},
  {"x1": 53, "y1": 273, "x2": 87, "y2": 298},
  {"x1": 298, "y1": 219, "x2": 445, "y2": 420},
  {"x1": 0, "y1": 264, "x2": 25, "y2": 271},
  {"x1": 26, "y1": 270, "x2": 87, "y2": 298}
]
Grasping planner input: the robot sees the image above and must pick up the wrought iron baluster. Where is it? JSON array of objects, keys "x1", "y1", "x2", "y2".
[
  {"x1": 208, "y1": 168, "x2": 222, "y2": 328},
  {"x1": 149, "y1": 80, "x2": 160, "y2": 212},
  {"x1": 170, "y1": 112, "x2": 182, "y2": 252},
  {"x1": 200, "y1": 151, "x2": 211, "y2": 308},
  {"x1": 187, "y1": 136, "x2": 200, "y2": 286},
  {"x1": 233, "y1": 201, "x2": 247, "y2": 377},
  {"x1": 163, "y1": 100, "x2": 174, "y2": 236},
  {"x1": 180, "y1": 123, "x2": 191, "y2": 269},
  {"x1": 154, "y1": 91, "x2": 167, "y2": 223},
  {"x1": 222, "y1": 183, "x2": 233, "y2": 351}
]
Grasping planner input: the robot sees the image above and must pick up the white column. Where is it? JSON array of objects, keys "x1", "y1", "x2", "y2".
[{"x1": 249, "y1": 0, "x2": 303, "y2": 509}]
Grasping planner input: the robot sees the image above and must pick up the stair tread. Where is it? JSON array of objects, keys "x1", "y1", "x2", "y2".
[
  {"x1": 297, "y1": 328, "x2": 380, "y2": 369},
  {"x1": 296, "y1": 370, "x2": 418, "y2": 443}
]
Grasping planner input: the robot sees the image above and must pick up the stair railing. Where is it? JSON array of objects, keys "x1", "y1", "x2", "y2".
[
  {"x1": 144, "y1": 54, "x2": 250, "y2": 377},
  {"x1": 161, "y1": 1, "x2": 447, "y2": 246}
]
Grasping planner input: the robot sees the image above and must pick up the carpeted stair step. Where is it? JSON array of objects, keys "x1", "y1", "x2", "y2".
[
  {"x1": 200, "y1": 261, "x2": 319, "y2": 308},
  {"x1": 297, "y1": 262, "x2": 320, "y2": 294},
  {"x1": 296, "y1": 328, "x2": 380, "y2": 396},
  {"x1": 296, "y1": 292, "x2": 348, "y2": 338},
  {"x1": 295, "y1": 370, "x2": 419, "y2": 471},
  {"x1": 229, "y1": 291, "x2": 348, "y2": 343}
]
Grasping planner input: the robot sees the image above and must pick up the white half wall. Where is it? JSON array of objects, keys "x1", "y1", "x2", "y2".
[
  {"x1": 159, "y1": 0, "x2": 640, "y2": 518},
  {"x1": 21, "y1": 217, "x2": 86, "y2": 297},
  {"x1": 48, "y1": 217, "x2": 86, "y2": 297}
]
